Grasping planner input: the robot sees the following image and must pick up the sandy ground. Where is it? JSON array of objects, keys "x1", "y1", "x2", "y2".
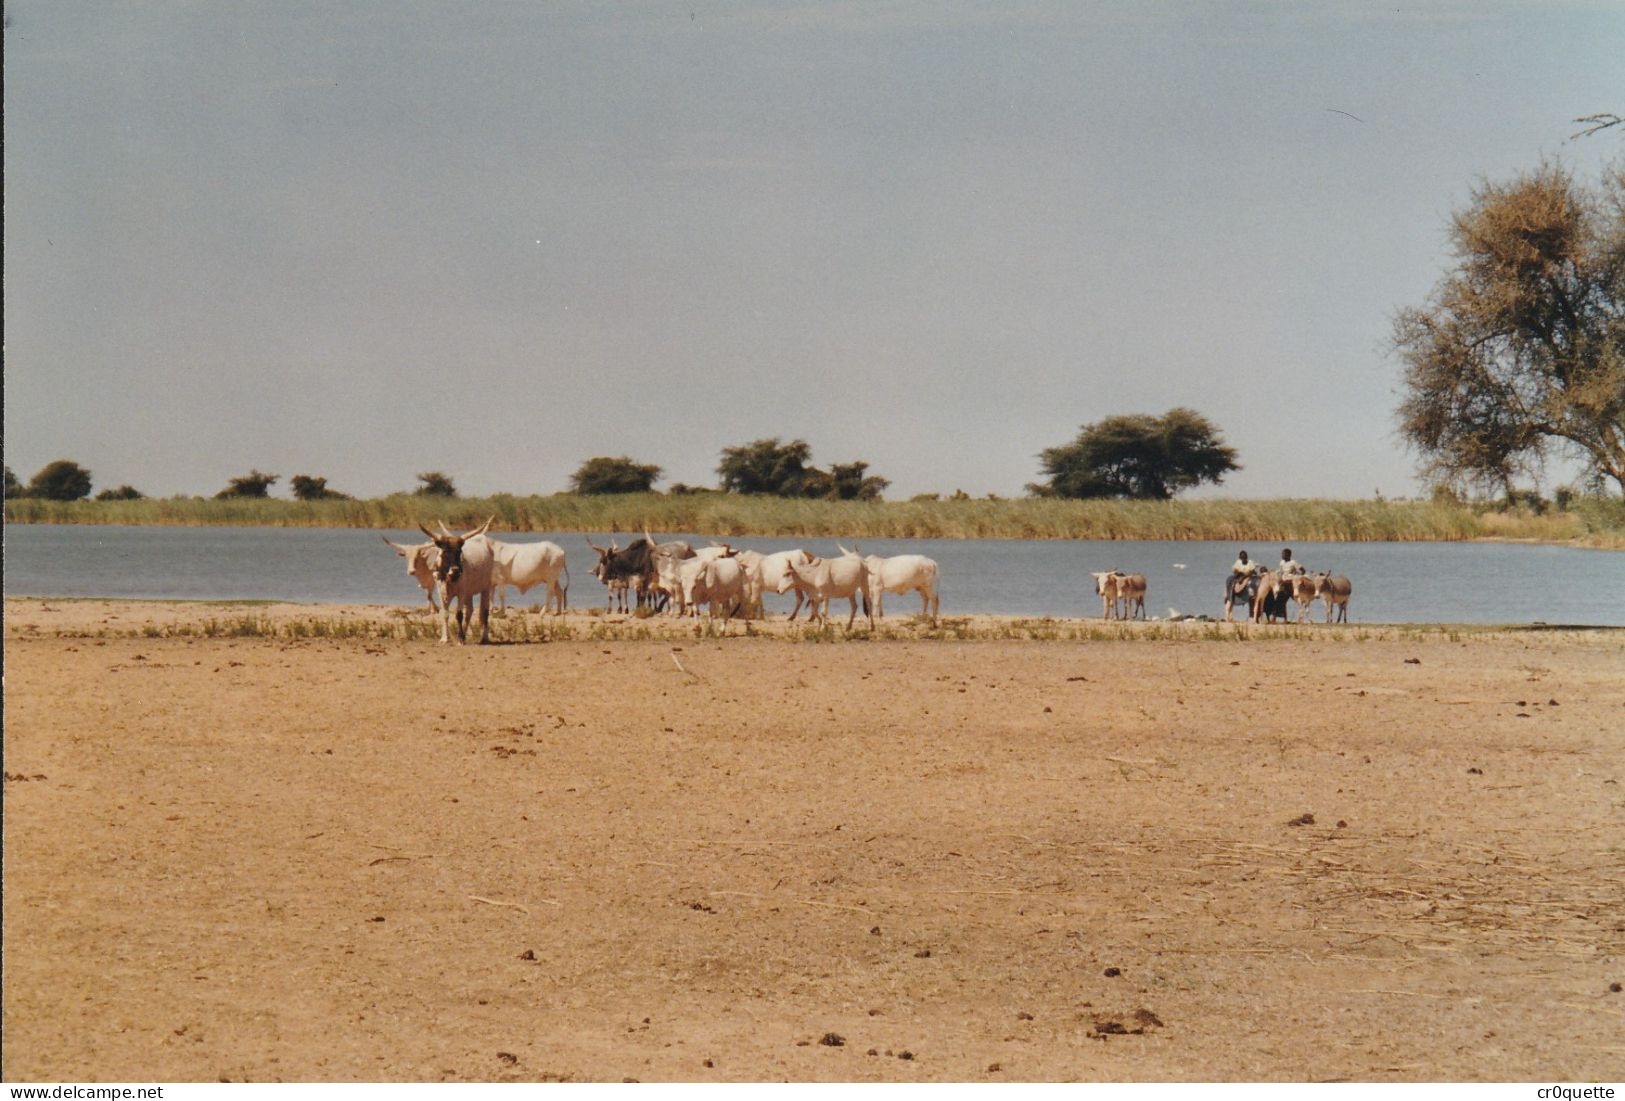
[{"x1": 3, "y1": 599, "x2": 1623, "y2": 1083}]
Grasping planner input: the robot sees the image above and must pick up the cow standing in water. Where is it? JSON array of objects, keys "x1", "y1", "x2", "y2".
[{"x1": 420, "y1": 519, "x2": 496, "y2": 643}]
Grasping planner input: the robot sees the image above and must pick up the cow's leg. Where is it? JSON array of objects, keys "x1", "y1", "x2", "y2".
[
  {"x1": 477, "y1": 589, "x2": 491, "y2": 644},
  {"x1": 846, "y1": 594, "x2": 859, "y2": 630}
]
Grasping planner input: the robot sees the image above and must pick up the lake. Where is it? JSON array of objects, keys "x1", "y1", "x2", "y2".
[{"x1": 3, "y1": 524, "x2": 1623, "y2": 625}]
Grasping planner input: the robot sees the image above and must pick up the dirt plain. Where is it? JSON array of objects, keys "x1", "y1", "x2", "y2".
[{"x1": 3, "y1": 598, "x2": 1623, "y2": 1083}]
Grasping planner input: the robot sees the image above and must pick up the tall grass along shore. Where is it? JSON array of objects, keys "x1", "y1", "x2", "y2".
[{"x1": 6, "y1": 493, "x2": 1623, "y2": 547}]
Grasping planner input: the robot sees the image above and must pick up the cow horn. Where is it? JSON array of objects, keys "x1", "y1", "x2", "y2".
[
  {"x1": 435, "y1": 519, "x2": 454, "y2": 537},
  {"x1": 644, "y1": 526, "x2": 656, "y2": 547},
  {"x1": 586, "y1": 535, "x2": 604, "y2": 554},
  {"x1": 381, "y1": 535, "x2": 404, "y2": 551},
  {"x1": 461, "y1": 516, "x2": 493, "y2": 540},
  {"x1": 418, "y1": 523, "x2": 440, "y2": 542}
]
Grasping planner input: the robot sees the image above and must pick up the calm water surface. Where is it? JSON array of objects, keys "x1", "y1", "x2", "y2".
[{"x1": 4, "y1": 524, "x2": 1623, "y2": 626}]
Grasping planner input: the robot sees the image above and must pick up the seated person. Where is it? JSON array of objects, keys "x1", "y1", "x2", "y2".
[
  {"x1": 1225, "y1": 550, "x2": 1259, "y2": 616},
  {"x1": 1278, "y1": 548, "x2": 1306, "y2": 576}
]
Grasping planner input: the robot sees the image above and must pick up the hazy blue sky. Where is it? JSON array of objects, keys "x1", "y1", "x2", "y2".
[{"x1": 5, "y1": 1, "x2": 1621, "y2": 500}]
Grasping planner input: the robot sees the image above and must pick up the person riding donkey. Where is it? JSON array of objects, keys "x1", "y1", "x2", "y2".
[{"x1": 1223, "y1": 549, "x2": 1264, "y2": 621}]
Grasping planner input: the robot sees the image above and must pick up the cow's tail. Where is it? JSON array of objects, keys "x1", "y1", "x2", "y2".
[{"x1": 560, "y1": 562, "x2": 571, "y2": 612}]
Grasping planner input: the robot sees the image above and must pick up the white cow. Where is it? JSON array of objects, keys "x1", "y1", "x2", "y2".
[
  {"x1": 734, "y1": 548, "x2": 814, "y2": 620},
  {"x1": 382, "y1": 536, "x2": 441, "y2": 612},
  {"x1": 487, "y1": 538, "x2": 569, "y2": 614},
  {"x1": 652, "y1": 545, "x2": 728, "y2": 616},
  {"x1": 862, "y1": 554, "x2": 940, "y2": 623},
  {"x1": 784, "y1": 548, "x2": 872, "y2": 629},
  {"x1": 418, "y1": 519, "x2": 496, "y2": 644},
  {"x1": 684, "y1": 555, "x2": 747, "y2": 620}
]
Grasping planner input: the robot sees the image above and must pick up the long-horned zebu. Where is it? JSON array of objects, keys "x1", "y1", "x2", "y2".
[
  {"x1": 678, "y1": 553, "x2": 747, "y2": 621},
  {"x1": 784, "y1": 546, "x2": 872, "y2": 630},
  {"x1": 658, "y1": 544, "x2": 736, "y2": 617},
  {"x1": 585, "y1": 536, "x2": 651, "y2": 612},
  {"x1": 486, "y1": 536, "x2": 569, "y2": 614},
  {"x1": 381, "y1": 536, "x2": 441, "y2": 612},
  {"x1": 732, "y1": 547, "x2": 815, "y2": 620},
  {"x1": 419, "y1": 518, "x2": 496, "y2": 643},
  {"x1": 861, "y1": 553, "x2": 941, "y2": 624}
]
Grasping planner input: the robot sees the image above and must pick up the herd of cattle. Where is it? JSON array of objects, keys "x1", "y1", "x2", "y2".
[
  {"x1": 383, "y1": 521, "x2": 1351, "y2": 644},
  {"x1": 384, "y1": 520, "x2": 941, "y2": 643}
]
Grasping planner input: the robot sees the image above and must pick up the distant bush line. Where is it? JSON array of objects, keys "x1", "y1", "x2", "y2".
[{"x1": 5, "y1": 493, "x2": 1623, "y2": 547}]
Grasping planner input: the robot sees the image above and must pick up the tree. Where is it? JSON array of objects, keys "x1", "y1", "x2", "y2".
[
  {"x1": 1393, "y1": 163, "x2": 1625, "y2": 495},
  {"x1": 28, "y1": 459, "x2": 94, "y2": 501},
  {"x1": 828, "y1": 461, "x2": 890, "y2": 501},
  {"x1": 717, "y1": 438, "x2": 815, "y2": 495},
  {"x1": 1028, "y1": 409, "x2": 1240, "y2": 499},
  {"x1": 715, "y1": 438, "x2": 890, "y2": 499},
  {"x1": 569, "y1": 456, "x2": 662, "y2": 495},
  {"x1": 215, "y1": 470, "x2": 279, "y2": 499},
  {"x1": 95, "y1": 485, "x2": 144, "y2": 501},
  {"x1": 289, "y1": 474, "x2": 350, "y2": 501},
  {"x1": 3, "y1": 465, "x2": 23, "y2": 498},
  {"x1": 414, "y1": 471, "x2": 457, "y2": 497}
]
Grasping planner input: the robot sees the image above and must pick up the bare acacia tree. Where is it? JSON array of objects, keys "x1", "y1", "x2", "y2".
[{"x1": 1393, "y1": 162, "x2": 1625, "y2": 495}]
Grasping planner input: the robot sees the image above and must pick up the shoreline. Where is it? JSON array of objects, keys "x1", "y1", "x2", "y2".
[{"x1": 7, "y1": 597, "x2": 1622, "y2": 643}]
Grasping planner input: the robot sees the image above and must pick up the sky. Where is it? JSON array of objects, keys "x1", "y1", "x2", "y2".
[{"x1": 4, "y1": 1, "x2": 1622, "y2": 501}]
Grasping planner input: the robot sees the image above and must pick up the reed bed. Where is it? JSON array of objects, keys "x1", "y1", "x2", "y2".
[{"x1": 8, "y1": 493, "x2": 1624, "y2": 546}]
